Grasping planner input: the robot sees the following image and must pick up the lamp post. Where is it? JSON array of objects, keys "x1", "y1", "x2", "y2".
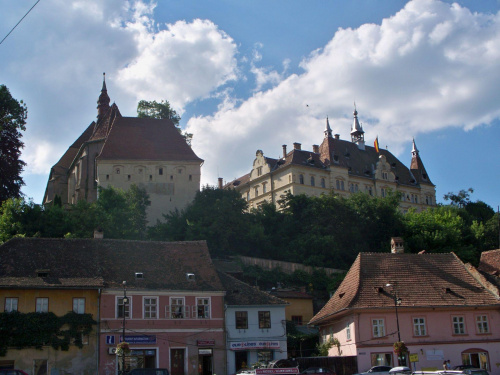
[
  {"x1": 122, "y1": 280, "x2": 129, "y2": 375},
  {"x1": 386, "y1": 283, "x2": 403, "y2": 364}
]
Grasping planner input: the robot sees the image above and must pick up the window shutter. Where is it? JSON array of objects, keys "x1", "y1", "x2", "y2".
[
  {"x1": 192, "y1": 305, "x2": 197, "y2": 318},
  {"x1": 165, "y1": 305, "x2": 170, "y2": 319},
  {"x1": 184, "y1": 305, "x2": 189, "y2": 319}
]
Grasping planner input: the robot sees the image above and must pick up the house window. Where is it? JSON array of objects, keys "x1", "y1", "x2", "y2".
[
  {"x1": 178, "y1": 169, "x2": 182, "y2": 174},
  {"x1": 255, "y1": 187, "x2": 259, "y2": 197},
  {"x1": 413, "y1": 317, "x2": 426, "y2": 336},
  {"x1": 336, "y1": 179, "x2": 345, "y2": 190},
  {"x1": 461, "y1": 349, "x2": 490, "y2": 370},
  {"x1": 346, "y1": 323, "x2": 351, "y2": 340},
  {"x1": 310, "y1": 176, "x2": 315, "y2": 186},
  {"x1": 257, "y1": 167, "x2": 263, "y2": 176},
  {"x1": 144, "y1": 297, "x2": 157, "y2": 319},
  {"x1": 159, "y1": 168, "x2": 163, "y2": 175},
  {"x1": 116, "y1": 168, "x2": 120, "y2": 174},
  {"x1": 149, "y1": 175, "x2": 153, "y2": 181},
  {"x1": 381, "y1": 188, "x2": 386, "y2": 197},
  {"x1": 246, "y1": 192, "x2": 250, "y2": 201},
  {"x1": 36, "y1": 298, "x2": 48, "y2": 313},
  {"x1": 476, "y1": 315, "x2": 489, "y2": 334},
  {"x1": 263, "y1": 183, "x2": 267, "y2": 193},
  {"x1": 197, "y1": 298, "x2": 210, "y2": 319},
  {"x1": 321, "y1": 178, "x2": 326, "y2": 188},
  {"x1": 453, "y1": 316, "x2": 466, "y2": 334},
  {"x1": 189, "y1": 174, "x2": 192, "y2": 181},
  {"x1": 73, "y1": 298, "x2": 85, "y2": 314},
  {"x1": 117, "y1": 297, "x2": 130, "y2": 318},
  {"x1": 170, "y1": 175, "x2": 173, "y2": 180},
  {"x1": 170, "y1": 297, "x2": 185, "y2": 319},
  {"x1": 106, "y1": 174, "x2": 109, "y2": 181},
  {"x1": 259, "y1": 311, "x2": 271, "y2": 329},
  {"x1": 372, "y1": 318, "x2": 385, "y2": 337},
  {"x1": 299, "y1": 175, "x2": 304, "y2": 184},
  {"x1": 258, "y1": 350, "x2": 273, "y2": 366},
  {"x1": 371, "y1": 353, "x2": 393, "y2": 367},
  {"x1": 236, "y1": 311, "x2": 248, "y2": 329},
  {"x1": 128, "y1": 175, "x2": 131, "y2": 181},
  {"x1": 292, "y1": 316, "x2": 303, "y2": 326},
  {"x1": 382, "y1": 172, "x2": 388, "y2": 180},
  {"x1": 5, "y1": 297, "x2": 18, "y2": 312}
]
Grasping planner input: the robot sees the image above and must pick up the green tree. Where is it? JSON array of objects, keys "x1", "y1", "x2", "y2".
[
  {"x1": 0, "y1": 85, "x2": 27, "y2": 203},
  {"x1": 137, "y1": 99, "x2": 193, "y2": 145},
  {"x1": 443, "y1": 188, "x2": 474, "y2": 208}
]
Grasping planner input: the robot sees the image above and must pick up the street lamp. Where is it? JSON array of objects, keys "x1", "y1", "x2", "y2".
[
  {"x1": 386, "y1": 283, "x2": 404, "y2": 365},
  {"x1": 122, "y1": 280, "x2": 129, "y2": 375}
]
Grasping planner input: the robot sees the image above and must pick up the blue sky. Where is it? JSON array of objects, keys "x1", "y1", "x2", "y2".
[{"x1": 1, "y1": 0, "x2": 499, "y2": 209}]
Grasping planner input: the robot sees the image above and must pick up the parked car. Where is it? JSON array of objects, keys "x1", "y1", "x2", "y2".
[
  {"x1": 0, "y1": 371, "x2": 29, "y2": 375},
  {"x1": 354, "y1": 366, "x2": 393, "y2": 375},
  {"x1": 461, "y1": 369, "x2": 489, "y2": 375},
  {"x1": 127, "y1": 369, "x2": 170, "y2": 375},
  {"x1": 301, "y1": 367, "x2": 336, "y2": 375},
  {"x1": 453, "y1": 366, "x2": 476, "y2": 371},
  {"x1": 388, "y1": 367, "x2": 411, "y2": 375}
]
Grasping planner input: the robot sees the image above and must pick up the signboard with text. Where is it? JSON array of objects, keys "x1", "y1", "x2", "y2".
[
  {"x1": 409, "y1": 354, "x2": 419, "y2": 363},
  {"x1": 256, "y1": 369, "x2": 299, "y2": 375},
  {"x1": 230, "y1": 341, "x2": 280, "y2": 350},
  {"x1": 120, "y1": 335, "x2": 156, "y2": 344}
]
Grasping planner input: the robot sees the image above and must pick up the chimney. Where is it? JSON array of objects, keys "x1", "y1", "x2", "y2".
[
  {"x1": 293, "y1": 142, "x2": 301, "y2": 150},
  {"x1": 218, "y1": 177, "x2": 223, "y2": 189},
  {"x1": 312, "y1": 144, "x2": 319, "y2": 153},
  {"x1": 334, "y1": 134, "x2": 340, "y2": 140},
  {"x1": 94, "y1": 228, "x2": 104, "y2": 239},
  {"x1": 391, "y1": 237, "x2": 404, "y2": 253},
  {"x1": 282, "y1": 145, "x2": 287, "y2": 158}
]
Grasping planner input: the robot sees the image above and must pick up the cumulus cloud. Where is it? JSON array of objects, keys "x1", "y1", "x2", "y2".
[
  {"x1": 188, "y1": 0, "x2": 500, "y2": 186},
  {"x1": 116, "y1": 18, "x2": 238, "y2": 111}
]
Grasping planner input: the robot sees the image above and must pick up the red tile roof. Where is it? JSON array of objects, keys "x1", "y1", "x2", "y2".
[
  {"x1": 478, "y1": 249, "x2": 500, "y2": 275},
  {"x1": 0, "y1": 238, "x2": 222, "y2": 291},
  {"x1": 310, "y1": 252, "x2": 500, "y2": 325},
  {"x1": 98, "y1": 117, "x2": 203, "y2": 162}
]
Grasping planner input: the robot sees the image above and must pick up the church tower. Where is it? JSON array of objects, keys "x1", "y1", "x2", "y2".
[{"x1": 97, "y1": 73, "x2": 110, "y2": 119}]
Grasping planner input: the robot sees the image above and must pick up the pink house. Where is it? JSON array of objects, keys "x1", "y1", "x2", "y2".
[
  {"x1": 309, "y1": 250, "x2": 500, "y2": 375},
  {"x1": 96, "y1": 240, "x2": 225, "y2": 375}
]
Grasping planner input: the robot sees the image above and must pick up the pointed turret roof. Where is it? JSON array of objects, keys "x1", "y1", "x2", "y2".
[
  {"x1": 410, "y1": 138, "x2": 433, "y2": 185},
  {"x1": 97, "y1": 72, "x2": 110, "y2": 118},
  {"x1": 324, "y1": 116, "x2": 333, "y2": 138}
]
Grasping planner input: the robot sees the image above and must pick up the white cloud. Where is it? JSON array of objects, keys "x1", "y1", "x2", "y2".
[
  {"x1": 187, "y1": 0, "x2": 500, "y2": 187},
  {"x1": 116, "y1": 18, "x2": 238, "y2": 112}
]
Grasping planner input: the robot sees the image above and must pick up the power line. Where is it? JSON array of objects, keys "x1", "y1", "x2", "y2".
[{"x1": 0, "y1": 0, "x2": 42, "y2": 46}]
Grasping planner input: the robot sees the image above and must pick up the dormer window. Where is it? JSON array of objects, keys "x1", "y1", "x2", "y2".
[
  {"x1": 257, "y1": 166, "x2": 263, "y2": 176},
  {"x1": 37, "y1": 269, "x2": 50, "y2": 278},
  {"x1": 135, "y1": 272, "x2": 144, "y2": 279},
  {"x1": 186, "y1": 273, "x2": 195, "y2": 281}
]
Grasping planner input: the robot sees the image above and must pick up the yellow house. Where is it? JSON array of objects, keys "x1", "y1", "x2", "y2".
[
  {"x1": 225, "y1": 110, "x2": 436, "y2": 213},
  {"x1": 270, "y1": 289, "x2": 314, "y2": 326},
  {"x1": 0, "y1": 238, "x2": 103, "y2": 374}
]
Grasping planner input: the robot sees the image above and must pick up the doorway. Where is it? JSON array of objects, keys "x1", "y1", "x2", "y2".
[{"x1": 171, "y1": 348, "x2": 185, "y2": 375}]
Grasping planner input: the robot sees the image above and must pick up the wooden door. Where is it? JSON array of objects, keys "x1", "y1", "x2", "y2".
[{"x1": 171, "y1": 348, "x2": 185, "y2": 375}]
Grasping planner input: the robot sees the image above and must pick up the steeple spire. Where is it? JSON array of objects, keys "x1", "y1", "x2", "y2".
[
  {"x1": 324, "y1": 116, "x2": 333, "y2": 138},
  {"x1": 350, "y1": 105, "x2": 365, "y2": 150},
  {"x1": 411, "y1": 138, "x2": 419, "y2": 156},
  {"x1": 97, "y1": 72, "x2": 110, "y2": 119}
]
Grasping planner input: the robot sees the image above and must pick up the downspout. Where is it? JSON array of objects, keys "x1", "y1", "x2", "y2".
[{"x1": 97, "y1": 288, "x2": 101, "y2": 375}]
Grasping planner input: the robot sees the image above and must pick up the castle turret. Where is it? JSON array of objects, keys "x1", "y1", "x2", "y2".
[
  {"x1": 410, "y1": 138, "x2": 431, "y2": 184},
  {"x1": 350, "y1": 106, "x2": 365, "y2": 150},
  {"x1": 97, "y1": 72, "x2": 110, "y2": 119}
]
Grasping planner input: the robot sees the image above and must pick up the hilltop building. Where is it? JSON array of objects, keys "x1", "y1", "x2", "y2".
[
  {"x1": 225, "y1": 109, "x2": 435, "y2": 212},
  {"x1": 43, "y1": 75, "x2": 203, "y2": 222}
]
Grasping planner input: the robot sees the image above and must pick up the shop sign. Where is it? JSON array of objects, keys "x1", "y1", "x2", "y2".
[
  {"x1": 230, "y1": 341, "x2": 280, "y2": 350},
  {"x1": 120, "y1": 335, "x2": 157, "y2": 344},
  {"x1": 197, "y1": 340, "x2": 215, "y2": 346},
  {"x1": 256, "y1": 368, "x2": 299, "y2": 375},
  {"x1": 199, "y1": 349, "x2": 213, "y2": 355},
  {"x1": 409, "y1": 354, "x2": 419, "y2": 363}
]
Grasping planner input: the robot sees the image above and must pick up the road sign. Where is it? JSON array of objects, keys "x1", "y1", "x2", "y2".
[
  {"x1": 106, "y1": 335, "x2": 115, "y2": 345},
  {"x1": 409, "y1": 353, "x2": 419, "y2": 363}
]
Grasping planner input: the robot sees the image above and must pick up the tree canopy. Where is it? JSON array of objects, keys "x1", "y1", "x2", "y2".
[
  {"x1": 0, "y1": 85, "x2": 27, "y2": 203},
  {"x1": 137, "y1": 99, "x2": 193, "y2": 145}
]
